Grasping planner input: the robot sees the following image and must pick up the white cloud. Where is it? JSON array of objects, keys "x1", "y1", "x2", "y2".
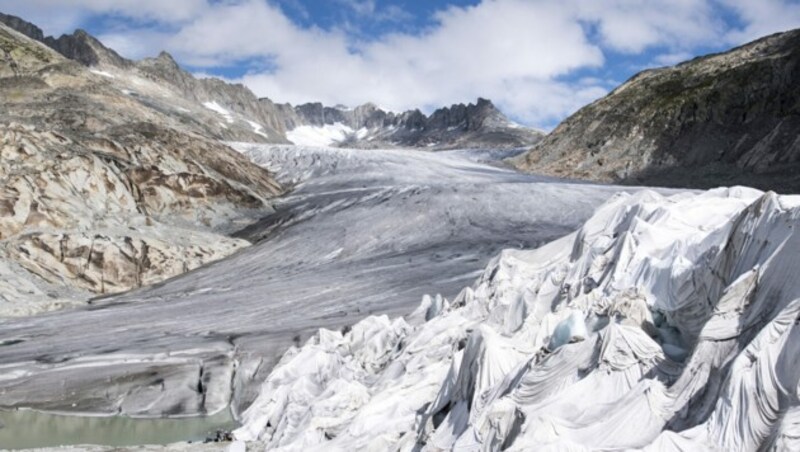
[
  {"x1": 0, "y1": 0, "x2": 208, "y2": 35},
  {"x1": 720, "y1": 0, "x2": 800, "y2": 43},
  {"x1": 1, "y1": 0, "x2": 799, "y2": 128},
  {"x1": 652, "y1": 51, "x2": 696, "y2": 67},
  {"x1": 334, "y1": 0, "x2": 412, "y2": 24},
  {"x1": 85, "y1": 0, "x2": 609, "y2": 126},
  {"x1": 574, "y1": 0, "x2": 725, "y2": 53}
]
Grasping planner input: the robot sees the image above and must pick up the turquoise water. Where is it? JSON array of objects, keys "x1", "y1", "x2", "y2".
[{"x1": 0, "y1": 409, "x2": 238, "y2": 449}]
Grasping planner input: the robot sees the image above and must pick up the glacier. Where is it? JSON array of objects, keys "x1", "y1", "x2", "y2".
[
  {"x1": 235, "y1": 186, "x2": 800, "y2": 451},
  {"x1": 2, "y1": 143, "x2": 796, "y2": 451},
  {"x1": 0, "y1": 145, "x2": 623, "y2": 425}
]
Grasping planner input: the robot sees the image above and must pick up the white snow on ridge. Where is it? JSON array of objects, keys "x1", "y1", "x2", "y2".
[
  {"x1": 237, "y1": 186, "x2": 800, "y2": 451},
  {"x1": 286, "y1": 123, "x2": 355, "y2": 146},
  {"x1": 246, "y1": 120, "x2": 269, "y2": 138},
  {"x1": 203, "y1": 101, "x2": 234, "y2": 124}
]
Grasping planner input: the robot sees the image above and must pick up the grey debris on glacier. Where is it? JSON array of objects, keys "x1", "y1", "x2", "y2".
[{"x1": 0, "y1": 145, "x2": 621, "y2": 418}]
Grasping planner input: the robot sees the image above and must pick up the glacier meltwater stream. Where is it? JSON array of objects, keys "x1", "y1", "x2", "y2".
[{"x1": 0, "y1": 146, "x2": 628, "y2": 448}]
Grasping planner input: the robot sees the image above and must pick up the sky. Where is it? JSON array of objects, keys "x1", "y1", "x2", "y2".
[{"x1": 1, "y1": 0, "x2": 799, "y2": 129}]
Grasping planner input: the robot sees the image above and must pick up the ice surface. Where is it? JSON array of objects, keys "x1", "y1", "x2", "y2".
[
  {"x1": 0, "y1": 144, "x2": 622, "y2": 421},
  {"x1": 234, "y1": 186, "x2": 800, "y2": 451},
  {"x1": 547, "y1": 309, "x2": 587, "y2": 350}
]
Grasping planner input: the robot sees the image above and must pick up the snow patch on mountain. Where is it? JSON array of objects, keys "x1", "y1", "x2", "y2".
[
  {"x1": 246, "y1": 120, "x2": 269, "y2": 138},
  {"x1": 203, "y1": 101, "x2": 234, "y2": 124},
  {"x1": 236, "y1": 186, "x2": 800, "y2": 451},
  {"x1": 286, "y1": 123, "x2": 357, "y2": 147}
]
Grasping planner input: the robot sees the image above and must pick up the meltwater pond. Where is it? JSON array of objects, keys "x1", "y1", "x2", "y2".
[{"x1": 0, "y1": 409, "x2": 237, "y2": 449}]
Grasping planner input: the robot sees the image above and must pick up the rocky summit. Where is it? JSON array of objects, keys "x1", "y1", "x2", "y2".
[{"x1": 513, "y1": 28, "x2": 800, "y2": 193}]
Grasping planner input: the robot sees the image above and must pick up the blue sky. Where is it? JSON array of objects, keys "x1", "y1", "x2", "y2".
[{"x1": 2, "y1": 0, "x2": 799, "y2": 129}]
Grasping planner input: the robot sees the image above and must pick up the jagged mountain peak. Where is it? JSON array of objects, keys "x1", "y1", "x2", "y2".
[
  {"x1": 0, "y1": 13, "x2": 290, "y2": 143},
  {"x1": 428, "y1": 97, "x2": 513, "y2": 132},
  {"x1": 150, "y1": 50, "x2": 180, "y2": 68},
  {"x1": 285, "y1": 96, "x2": 540, "y2": 149},
  {"x1": 46, "y1": 28, "x2": 130, "y2": 68},
  {"x1": 157, "y1": 50, "x2": 176, "y2": 60}
]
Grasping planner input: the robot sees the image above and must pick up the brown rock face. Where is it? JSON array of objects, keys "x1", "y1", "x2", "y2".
[
  {"x1": 9, "y1": 231, "x2": 247, "y2": 294},
  {"x1": 0, "y1": 22, "x2": 283, "y2": 314},
  {"x1": 513, "y1": 28, "x2": 800, "y2": 193}
]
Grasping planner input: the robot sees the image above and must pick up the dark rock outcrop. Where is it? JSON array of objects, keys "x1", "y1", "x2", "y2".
[
  {"x1": 513, "y1": 28, "x2": 800, "y2": 193},
  {"x1": 0, "y1": 12, "x2": 43, "y2": 41},
  {"x1": 44, "y1": 29, "x2": 132, "y2": 68}
]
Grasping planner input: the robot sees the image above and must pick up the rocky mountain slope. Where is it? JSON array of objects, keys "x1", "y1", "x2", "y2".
[
  {"x1": 0, "y1": 13, "x2": 539, "y2": 151},
  {"x1": 513, "y1": 28, "x2": 800, "y2": 193},
  {"x1": 0, "y1": 12, "x2": 291, "y2": 144},
  {"x1": 0, "y1": 19, "x2": 283, "y2": 315},
  {"x1": 282, "y1": 98, "x2": 543, "y2": 149},
  {"x1": 235, "y1": 186, "x2": 800, "y2": 451}
]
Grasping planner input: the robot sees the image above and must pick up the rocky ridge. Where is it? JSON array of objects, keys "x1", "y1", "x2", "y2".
[
  {"x1": 283, "y1": 98, "x2": 543, "y2": 149},
  {"x1": 1, "y1": 12, "x2": 538, "y2": 151},
  {"x1": 513, "y1": 28, "x2": 800, "y2": 193},
  {"x1": 0, "y1": 13, "x2": 291, "y2": 144}
]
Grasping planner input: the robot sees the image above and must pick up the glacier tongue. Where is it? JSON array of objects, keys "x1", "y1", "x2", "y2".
[
  {"x1": 236, "y1": 186, "x2": 800, "y2": 451},
  {"x1": 0, "y1": 144, "x2": 623, "y2": 419}
]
